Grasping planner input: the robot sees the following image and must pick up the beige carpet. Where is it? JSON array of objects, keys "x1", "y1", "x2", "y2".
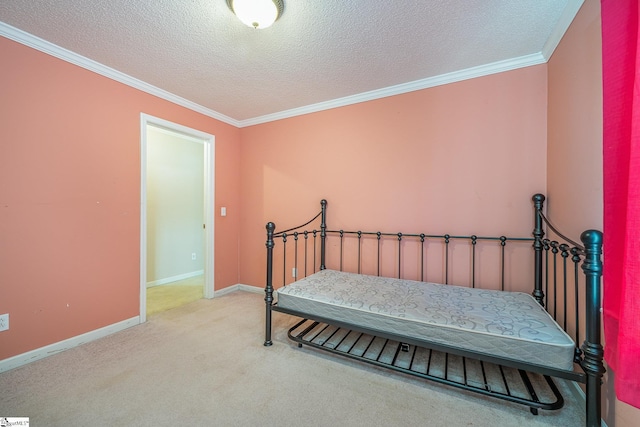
[
  {"x1": 146, "y1": 275, "x2": 204, "y2": 317},
  {"x1": 0, "y1": 291, "x2": 586, "y2": 426}
]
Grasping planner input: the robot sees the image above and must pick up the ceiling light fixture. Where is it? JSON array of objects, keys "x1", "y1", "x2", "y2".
[{"x1": 226, "y1": 0, "x2": 284, "y2": 29}]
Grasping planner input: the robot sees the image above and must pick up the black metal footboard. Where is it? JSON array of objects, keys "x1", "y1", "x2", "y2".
[
  {"x1": 263, "y1": 194, "x2": 604, "y2": 427},
  {"x1": 532, "y1": 195, "x2": 605, "y2": 427}
]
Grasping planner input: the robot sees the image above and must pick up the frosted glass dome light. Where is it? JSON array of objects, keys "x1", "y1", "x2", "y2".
[{"x1": 227, "y1": 0, "x2": 284, "y2": 29}]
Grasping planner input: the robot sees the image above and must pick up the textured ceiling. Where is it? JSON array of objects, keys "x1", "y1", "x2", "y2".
[{"x1": 0, "y1": 0, "x2": 583, "y2": 126}]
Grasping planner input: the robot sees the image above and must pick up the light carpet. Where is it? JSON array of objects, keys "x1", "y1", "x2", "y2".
[{"x1": 0, "y1": 291, "x2": 586, "y2": 426}]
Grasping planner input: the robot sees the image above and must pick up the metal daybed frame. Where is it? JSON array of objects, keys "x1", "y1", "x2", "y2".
[{"x1": 263, "y1": 194, "x2": 604, "y2": 427}]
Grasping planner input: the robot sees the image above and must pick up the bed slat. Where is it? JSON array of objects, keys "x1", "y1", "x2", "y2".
[{"x1": 288, "y1": 319, "x2": 565, "y2": 413}]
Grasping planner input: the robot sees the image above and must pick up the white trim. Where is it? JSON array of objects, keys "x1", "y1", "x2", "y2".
[
  {"x1": 140, "y1": 114, "x2": 216, "y2": 323},
  {"x1": 568, "y1": 379, "x2": 586, "y2": 402},
  {"x1": 0, "y1": 22, "x2": 240, "y2": 128},
  {"x1": 140, "y1": 120, "x2": 149, "y2": 323},
  {"x1": 566, "y1": 380, "x2": 608, "y2": 427},
  {"x1": 213, "y1": 284, "x2": 240, "y2": 297},
  {"x1": 202, "y1": 135, "x2": 215, "y2": 300},
  {"x1": 541, "y1": 0, "x2": 585, "y2": 60},
  {"x1": 238, "y1": 53, "x2": 546, "y2": 127},
  {"x1": 2, "y1": 2, "x2": 581, "y2": 129},
  {"x1": 238, "y1": 284, "x2": 264, "y2": 294},
  {"x1": 149, "y1": 126, "x2": 207, "y2": 144},
  {"x1": 213, "y1": 284, "x2": 264, "y2": 297},
  {"x1": 146, "y1": 270, "x2": 204, "y2": 288},
  {"x1": 0, "y1": 317, "x2": 139, "y2": 373}
]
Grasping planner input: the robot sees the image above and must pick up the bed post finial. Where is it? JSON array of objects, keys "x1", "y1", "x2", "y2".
[
  {"x1": 532, "y1": 194, "x2": 545, "y2": 306},
  {"x1": 264, "y1": 221, "x2": 276, "y2": 346},
  {"x1": 320, "y1": 199, "x2": 327, "y2": 270},
  {"x1": 580, "y1": 229, "x2": 605, "y2": 427}
]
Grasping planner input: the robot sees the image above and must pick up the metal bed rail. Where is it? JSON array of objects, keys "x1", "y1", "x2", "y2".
[
  {"x1": 273, "y1": 228, "x2": 534, "y2": 292},
  {"x1": 288, "y1": 319, "x2": 565, "y2": 415},
  {"x1": 264, "y1": 194, "x2": 605, "y2": 426}
]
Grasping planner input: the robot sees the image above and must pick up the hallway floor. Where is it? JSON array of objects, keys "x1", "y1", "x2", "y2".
[{"x1": 146, "y1": 275, "x2": 203, "y2": 317}]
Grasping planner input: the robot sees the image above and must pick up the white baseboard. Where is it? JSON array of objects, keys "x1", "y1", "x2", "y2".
[
  {"x1": 238, "y1": 284, "x2": 264, "y2": 294},
  {"x1": 146, "y1": 270, "x2": 204, "y2": 288},
  {"x1": 566, "y1": 379, "x2": 608, "y2": 427},
  {"x1": 0, "y1": 285, "x2": 264, "y2": 374},
  {"x1": 0, "y1": 316, "x2": 140, "y2": 373},
  {"x1": 214, "y1": 283, "x2": 263, "y2": 297}
]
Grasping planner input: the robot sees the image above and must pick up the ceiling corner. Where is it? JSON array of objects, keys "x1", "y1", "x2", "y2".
[{"x1": 540, "y1": 0, "x2": 585, "y2": 61}]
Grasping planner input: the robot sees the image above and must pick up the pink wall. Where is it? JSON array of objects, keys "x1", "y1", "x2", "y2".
[
  {"x1": 239, "y1": 65, "x2": 548, "y2": 289},
  {"x1": 548, "y1": 1, "x2": 639, "y2": 426},
  {"x1": 0, "y1": 37, "x2": 241, "y2": 359},
  {"x1": 547, "y1": 0, "x2": 603, "y2": 238},
  {"x1": 3, "y1": 8, "x2": 628, "y2": 425}
]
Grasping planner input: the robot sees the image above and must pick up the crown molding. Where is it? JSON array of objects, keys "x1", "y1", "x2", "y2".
[
  {"x1": 541, "y1": 0, "x2": 585, "y2": 60},
  {"x1": 3, "y1": 0, "x2": 581, "y2": 130},
  {"x1": 0, "y1": 22, "x2": 240, "y2": 128},
  {"x1": 239, "y1": 52, "x2": 546, "y2": 127}
]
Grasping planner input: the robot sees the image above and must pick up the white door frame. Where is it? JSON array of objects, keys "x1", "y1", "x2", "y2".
[{"x1": 140, "y1": 113, "x2": 215, "y2": 323}]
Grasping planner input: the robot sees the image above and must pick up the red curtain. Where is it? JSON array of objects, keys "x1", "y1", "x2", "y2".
[{"x1": 602, "y1": 0, "x2": 640, "y2": 409}]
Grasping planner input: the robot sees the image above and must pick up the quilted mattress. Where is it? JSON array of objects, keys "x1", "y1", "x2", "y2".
[{"x1": 276, "y1": 269, "x2": 575, "y2": 371}]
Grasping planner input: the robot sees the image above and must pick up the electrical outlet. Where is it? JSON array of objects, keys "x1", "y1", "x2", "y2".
[
  {"x1": 0, "y1": 313, "x2": 8, "y2": 332},
  {"x1": 191, "y1": 253, "x2": 196, "y2": 260}
]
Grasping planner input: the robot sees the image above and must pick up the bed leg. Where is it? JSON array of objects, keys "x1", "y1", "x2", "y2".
[
  {"x1": 264, "y1": 221, "x2": 276, "y2": 347},
  {"x1": 580, "y1": 230, "x2": 605, "y2": 427},
  {"x1": 583, "y1": 343, "x2": 604, "y2": 426},
  {"x1": 264, "y1": 301, "x2": 273, "y2": 347}
]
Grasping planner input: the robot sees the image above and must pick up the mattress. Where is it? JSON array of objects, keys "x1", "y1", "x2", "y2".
[{"x1": 276, "y1": 269, "x2": 575, "y2": 371}]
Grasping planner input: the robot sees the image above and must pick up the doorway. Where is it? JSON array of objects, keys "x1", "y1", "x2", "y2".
[{"x1": 140, "y1": 114, "x2": 215, "y2": 323}]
